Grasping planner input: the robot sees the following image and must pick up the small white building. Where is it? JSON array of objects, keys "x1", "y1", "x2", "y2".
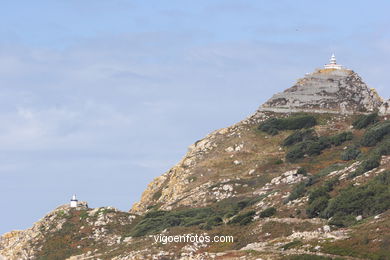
[
  {"x1": 324, "y1": 54, "x2": 343, "y2": 69},
  {"x1": 70, "y1": 194, "x2": 78, "y2": 208}
]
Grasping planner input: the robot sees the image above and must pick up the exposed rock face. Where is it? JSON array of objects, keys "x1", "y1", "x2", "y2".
[{"x1": 260, "y1": 68, "x2": 388, "y2": 115}]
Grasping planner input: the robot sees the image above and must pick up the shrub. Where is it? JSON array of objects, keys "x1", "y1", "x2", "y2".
[
  {"x1": 306, "y1": 196, "x2": 329, "y2": 218},
  {"x1": 305, "y1": 164, "x2": 342, "y2": 187},
  {"x1": 273, "y1": 158, "x2": 283, "y2": 165},
  {"x1": 324, "y1": 171, "x2": 390, "y2": 221},
  {"x1": 348, "y1": 153, "x2": 381, "y2": 179},
  {"x1": 285, "y1": 142, "x2": 307, "y2": 162},
  {"x1": 228, "y1": 210, "x2": 256, "y2": 225},
  {"x1": 285, "y1": 181, "x2": 306, "y2": 203},
  {"x1": 282, "y1": 129, "x2": 317, "y2": 146},
  {"x1": 348, "y1": 138, "x2": 390, "y2": 179},
  {"x1": 130, "y1": 195, "x2": 269, "y2": 236},
  {"x1": 352, "y1": 113, "x2": 378, "y2": 129},
  {"x1": 360, "y1": 153, "x2": 381, "y2": 172},
  {"x1": 284, "y1": 255, "x2": 335, "y2": 260},
  {"x1": 308, "y1": 186, "x2": 330, "y2": 203},
  {"x1": 131, "y1": 208, "x2": 216, "y2": 236},
  {"x1": 280, "y1": 240, "x2": 302, "y2": 250},
  {"x1": 258, "y1": 115, "x2": 317, "y2": 135},
  {"x1": 259, "y1": 207, "x2": 276, "y2": 218},
  {"x1": 329, "y1": 132, "x2": 353, "y2": 146},
  {"x1": 306, "y1": 177, "x2": 339, "y2": 218},
  {"x1": 341, "y1": 146, "x2": 361, "y2": 161},
  {"x1": 297, "y1": 167, "x2": 307, "y2": 176},
  {"x1": 324, "y1": 177, "x2": 339, "y2": 192},
  {"x1": 376, "y1": 138, "x2": 390, "y2": 155},
  {"x1": 328, "y1": 214, "x2": 357, "y2": 227},
  {"x1": 285, "y1": 132, "x2": 350, "y2": 162},
  {"x1": 306, "y1": 185, "x2": 331, "y2": 218},
  {"x1": 360, "y1": 121, "x2": 390, "y2": 146},
  {"x1": 258, "y1": 118, "x2": 280, "y2": 135},
  {"x1": 375, "y1": 169, "x2": 390, "y2": 185},
  {"x1": 306, "y1": 137, "x2": 331, "y2": 155}
]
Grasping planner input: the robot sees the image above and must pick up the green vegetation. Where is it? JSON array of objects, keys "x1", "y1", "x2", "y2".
[
  {"x1": 282, "y1": 129, "x2": 317, "y2": 146},
  {"x1": 328, "y1": 131, "x2": 353, "y2": 146},
  {"x1": 130, "y1": 196, "x2": 266, "y2": 236},
  {"x1": 306, "y1": 177, "x2": 339, "y2": 218},
  {"x1": 273, "y1": 158, "x2": 284, "y2": 165},
  {"x1": 279, "y1": 240, "x2": 302, "y2": 250},
  {"x1": 305, "y1": 177, "x2": 338, "y2": 218},
  {"x1": 259, "y1": 207, "x2": 276, "y2": 218},
  {"x1": 348, "y1": 138, "x2": 390, "y2": 179},
  {"x1": 283, "y1": 255, "x2": 342, "y2": 260},
  {"x1": 297, "y1": 167, "x2": 308, "y2": 176},
  {"x1": 130, "y1": 208, "x2": 217, "y2": 236},
  {"x1": 377, "y1": 138, "x2": 390, "y2": 155},
  {"x1": 360, "y1": 121, "x2": 390, "y2": 146},
  {"x1": 258, "y1": 114, "x2": 317, "y2": 135},
  {"x1": 328, "y1": 215, "x2": 357, "y2": 228},
  {"x1": 285, "y1": 181, "x2": 307, "y2": 203},
  {"x1": 348, "y1": 158, "x2": 379, "y2": 179},
  {"x1": 302, "y1": 170, "x2": 390, "y2": 227},
  {"x1": 79, "y1": 210, "x2": 88, "y2": 220},
  {"x1": 285, "y1": 132, "x2": 353, "y2": 162},
  {"x1": 228, "y1": 210, "x2": 256, "y2": 225},
  {"x1": 285, "y1": 163, "x2": 346, "y2": 204},
  {"x1": 56, "y1": 210, "x2": 69, "y2": 219},
  {"x1": 352, "y1": 113, "x2": 379, "y2": 129},
  {"x1": 324, "y1": 171, "x2": 390, "y2": 226},
  {"x1": 321, "y1": 231, "x2": 390, "y2": 259},
  {"x1": 306, "y1": 180, "x2": 338, "y2": 218},
  {"x1": 341, "y1": 146, "x2": 361, "y2": 161}
]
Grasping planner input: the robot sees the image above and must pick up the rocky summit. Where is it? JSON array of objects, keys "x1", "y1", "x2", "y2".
[
  {"x1": 260, "y1": 67, "x2": 389, "y2": 115},
  {"x1": 1, "y1": 58, "x2": 390, "y2": 260}
]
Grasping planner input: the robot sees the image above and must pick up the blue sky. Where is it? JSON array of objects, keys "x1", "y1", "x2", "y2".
[{"x1": 1, "y1": 0, "x2": 390, "y2": 234}]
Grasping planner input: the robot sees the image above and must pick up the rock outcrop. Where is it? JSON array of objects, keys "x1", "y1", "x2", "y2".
[
  {"x1": 0, "y1": 204, "x2": 136, "y2": 260},
  {"x1": 260, "y1": 68, "x2": 388, "y2": 115}
]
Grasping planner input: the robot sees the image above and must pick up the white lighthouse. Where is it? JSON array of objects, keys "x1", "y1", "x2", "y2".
[
  {"x1": 70, "y1": 194, "x2": 78, "y2": 208},
  {"x1": 324, "y1": 54, "x2": 343, "y2": 69}
]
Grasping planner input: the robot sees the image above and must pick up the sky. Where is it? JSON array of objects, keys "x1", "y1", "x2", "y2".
[{"x1": 1, "y1": 0, "x2": 390, "y2": 234}]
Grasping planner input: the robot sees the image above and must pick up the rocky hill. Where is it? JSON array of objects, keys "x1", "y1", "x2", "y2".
[
  {"x1": 260, "y1": 68, "x2": 389, "y2": 115},
  {"x1": 1, "y1": 60, "x2": 390, "y2": 260}
]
